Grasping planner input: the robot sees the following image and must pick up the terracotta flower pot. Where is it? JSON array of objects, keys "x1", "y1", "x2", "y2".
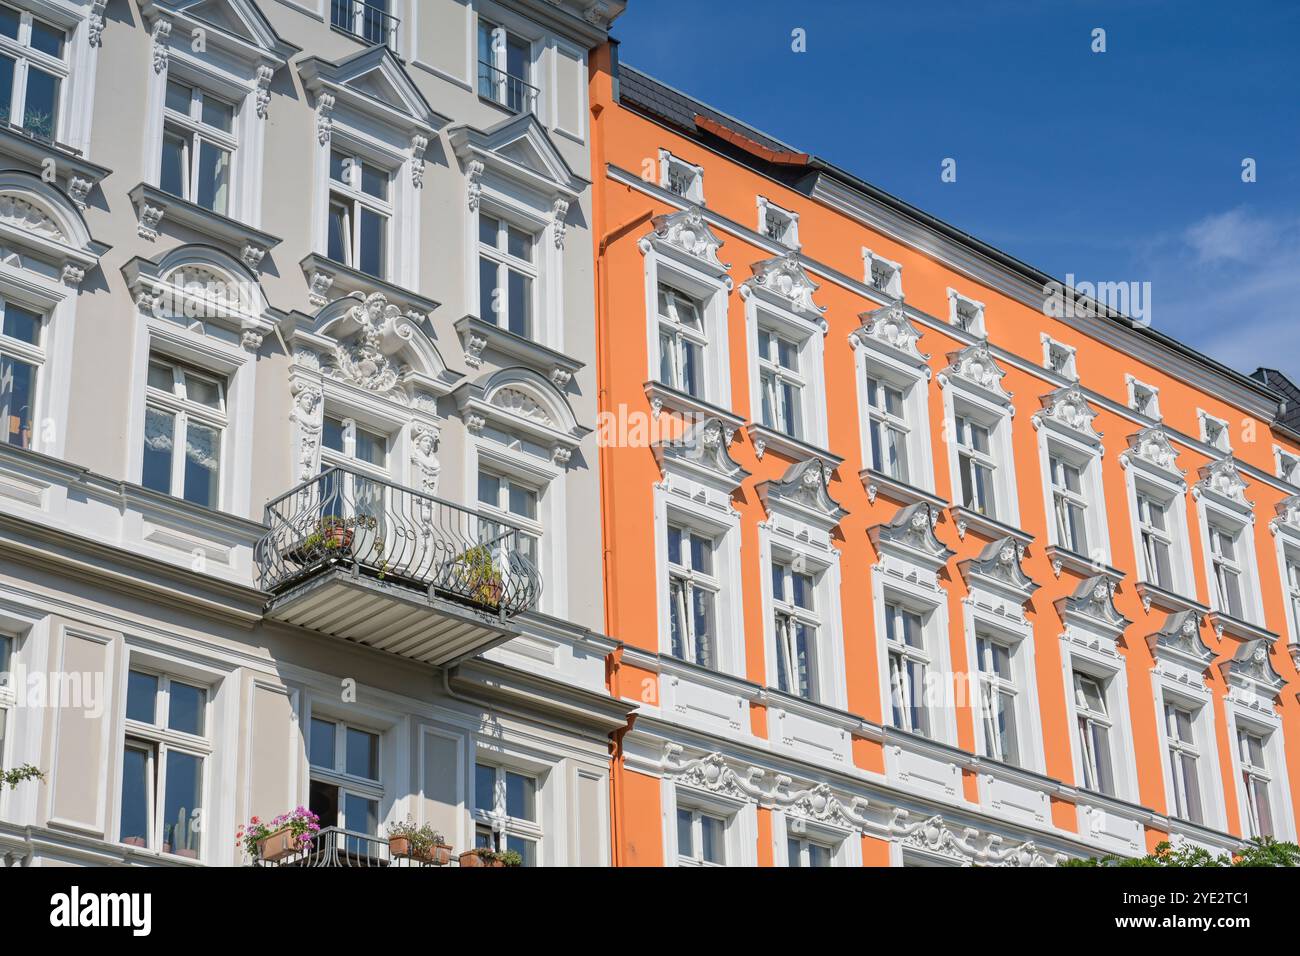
[
  {"x1": 458, "y1": 850, "x2": 483, "y2": 868},
  {"x1": 430, "y1": 843, "x2": 453, "y2": 866},
  {"x1": 258, "y1": 828, "x2": 298, "y2": 862},
  {"x1": 389, "y1": 835, "x2": 413, "y2": 858}
]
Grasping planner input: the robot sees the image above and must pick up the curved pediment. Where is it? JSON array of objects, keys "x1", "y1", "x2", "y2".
[
  {"x1": 1033, "y1": 385, "x2": 1102, "y2": 444},
  {"x1": 1146, "y1": 609, "x2": 1212, "y2": 667},
  {"x1": 0, "y1": 171, "x2": 107, "y2": 286},
  {"x1": 455, "y1": 367, "x2": 588, "y2": 465},
  {"x1": 742, "y1": 251, "x2": 825, "y2": 325},
  {"x1": 938, "y1": 343, "x2": 1012, "y2": 405},
  {"x1": 757, "y1": 458, "x2": 846, "y2": 527},
  {"x1": 959, "y1": 536, "x2": 1039, "y2": 598},
  {"x1": 641, "y1": 206, "x2": 730, "y2": 278},
  {"x1": 1220, "y1": 639, "x2": 1284, "y2": 694},
  {"x1": 653, "y1": 417, "x2": 749, "y2": 490},
  {"x1": 1194, "y1": 456, "x2": 1252, "y2": 511},
  {"x1": 850, "y1": 303, "x2": 930, "y2": 370},
  {"x1": 868, "y1": 501, "x2": 953, "y2": 567},
  {"x1": 1055, "y1": 574, "x2": 1130, "y2": 635},
  {"x1": 1120, "y1": 426, "x2": 1183, "y2": 479}
]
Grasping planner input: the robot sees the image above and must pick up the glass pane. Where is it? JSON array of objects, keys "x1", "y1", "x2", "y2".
[
  {"x1": 691, "y1": 589, "x2": 713, "y2": 668},
  {"x1": 0, "y1": 305, "x2": 44, "y2": 348},
  {"x1": 309, "y1": 717, "x2": 336, "y2": 769},
  {"x1": 700, "y1": 815, "x2": 724, "y2": 864},
  {"x1": 0, "y1": 7, "x2": 17, "y2": 40},
  {"x1": 20, "y1": 68, "x2": 58, "y2": 140},
  {"x1": 196, "y1": 140, "x2": 230, "y2": 214},
  {"x1": 507, "y1": 269, "x2": 532, "y2": 338},
  {"x1": 792, "y1": 572, "x2": 813, "y2": 610},
  {"x1": 162, "y1": 750, "x2": 203, "y2": 857},
  {"x1": 787, "y1": 838, "x2": 802, "y2": 866},
  {"x1": 361, "y1": 163, "x2": 387, "y2": 201},
  {"x1": 995, "y1": 689, "x2": 1019, "y2": 765},
  {"x1": 354, "y1": 427, "x2": 385, "y2": 466},
  {"x1": 358, "y1": 208, "x2": 387, "y2": 278},
  {"x1": 200, "y1": 96, "x2": 234, "y2": 133},
  {"x1": 184, "y1": 372, "x2": 222, "y2": 409},
  {"x1": 507, "y1": 225, "x2": 532, "y2": 261},
  {"x1": 479, "y1": 214, "x2": 499, "y2": 248},
  {"x1": 183, "y1": 420, "x2": 220, "y2": 508},
  {"x1": 119, "y1": 745, "x2": 151, "y2": 847},
  {"x1": 689, "y1": 533, "x2": 711, "y2": 574},
  {"x1": 0, "y1": 55, "x2": 11, "y2": 127},
  {"x1": 1251, "y1": 777, "x2": 1273, "y2": 837},
  {"x1": 343, "y1": 792, "x2": 378, "y2": 836},
  {"x1": 160, "y1": 129, "x2": 189, "y2": 199},
  {"x1": 668, "y1": 581, "x2": 686, "y2": 660},
  {"x1": 477, "y1": 470, "x2": 500, "y2": 507},
  {"x1": 126, "y1": 671, "x2": 158, "y2": 724},
  {"x1": 327, "y1": 200, "x2": 351, "y2": 266},
  {"x1": 329, "y1": 150, "x2": 351, "y2": 185},
  {"x1": 676, "y1": 808, "x2": 692, "y2": 858},
  {"x1": 309, "y1": 779, "x2": 339, "y2": 828},
  {"x1": 808, "y1": 843, "x2": 831, "y2": 867},
  {"x1": 667, "y1": 526, "x2": 682, "y2": 566},
  {"x1": 505, "y1": 771, "x2": 535, "y2": 821},
  {"x1": 505, "y1": 834, "x2": 536, "y2": 866},
  {"x1": 475, "y1": 763, "x2": 496, "y2": 813},
  {"x1": 165, "y1": 80, "x2": 192, "y2": 114},
  {"x1": 0, "y1": 354, "x2": 37, "y2": 448},
  {"x1": 0, "y1": 634, "x2": 9, "y2": 677},
  {"x1": 508, "y1": 483, "x2": 537, "y2": 520},
  {"x1": 479, "y1": 257, "x2": 499, "y2": 323},
  {"x1": 322, "y1": 416, "x2": 345, "y2": 454},
  {"x1": 680, "y1": 339, "x2": 700, "y2": 396},
  {"x1": 344, "y1": 727, "x2": 378, "y2": 779},
  {"x1": 167, "y1": 681, "x2": 205, "y2": 736},
  {"x1": 1180, "y1": 753, "x2": 1202, "y2": 823}
]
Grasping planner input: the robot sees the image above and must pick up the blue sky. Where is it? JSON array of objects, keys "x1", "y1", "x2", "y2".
[{"x1": 612, "y1": 0, "x2": 1300, "y2": 379}]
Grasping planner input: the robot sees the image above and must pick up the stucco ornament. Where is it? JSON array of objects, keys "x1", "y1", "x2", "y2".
[
  {"x1": 327, "y1": 293, "x2": 413, "y2": 397},
  {"x1": 1122, "y1": 426, "x2": 1182, "y2": 475},
  {"x1": 648, "y1": 206, "x2": 729, "y2": 272}
]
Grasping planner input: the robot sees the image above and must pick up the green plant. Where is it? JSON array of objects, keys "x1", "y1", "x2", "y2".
[
  {"x1": 500, "y1": 849, "x2": 523, "y2": 867},
  {"x1": 454, "y1": 545, "x2": 504, "y2": 607},
  {"x1": 1, "y1": 764, "x2": 44, "y2": 790},
  {"x1": 300, "y1": 515, "x2": 375, "y2": 551},
  {"x1": 236, "y1": 808, "x2": 321, "y2": 861},
  {"x1": 385, "y1": 820, "x2": 445, "y2": 856},
  {"x1": 1063, "y1": 837, "x2": 1300, "y2": 867}
]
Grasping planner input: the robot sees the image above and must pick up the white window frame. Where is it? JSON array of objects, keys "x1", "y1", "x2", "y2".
[
  {"x1": 1060, "y1": 648, "x2": 1139, "y2": 802},
  {"x1": 327, "y1": 145, "x2": 394, "y2": 280},
  {"x1": 477, "y1": 203, "x2": 539, "y2": 340},
  {"x1": 655, "y1": 280, "x2": 707, "y2": 399},
  {"x1": 476, "y1": 13, "x2": 537, "y2": 115},
  {"x1": 659, "y1": 147, "x2": 703, "y2": 203},
  {"x1": 1038, "y1": 433, "x2": 1111, "y2": 566},
  {"x1": 1124, "y1": 466, "x2": 1195, "y2": 599},
  {"x1": 952, "y1": 404, "x2": 1002, "y2": 518},
  {"x1": 0, "y1": 293, "x2": 45, "y2": 453},
  {"x1": 851, "y1": 321, "x2": 936, "y2": 495},
  {"x1": 1198, "y1": 409, "x2": 1232, "y2": 453},
  {"x1": 1224, "y1": 714, "x2": 1293, "y2": 842},
  {"x1": 947, "y1": 288, "x2": 985, "y2": 335},
  {"x1": 757, "y1": 196, "x2": 799, "y2": 249},
  {"x1": 775, "y1": 811, "x2": 856, "y2": 867},
  {"x1": 0, "y1": 2, "x2": 68, "y2": 142},
  {"x1": 1040, "y1": 333, "x2": 1078, "y2": 379},
  {"x1": 759, "y1": 538, "x2": 844, "y2": 709},
  {"x1": 306, "y1": 712, "x2": 384, "y2": 836},
  {"x1": 1196, "y1": 502, "x2": 1264, "y2": 626},
  {"x1": 744, "y1": 301, "x2": 829, "y2": 450},
  {"x1": 665, "y1": 782, "x2": 754, "y2": 867},
  {"x1": 643, "y1": 246, "x2": 731, "y2": 410},
  {"x1": 1163, "y1": 698, "x2": 1207, "y2": 825},
  {"x1": 473, "y1": 759, "x2": 543, "y2": 865},
  {"x1": 141, "y1": 353, "x2": 228, "y2": 511},
  {"x1": 1276, "y1": 539, "x2": 1300, "y2": 647},
  {"x1": 863, "y1": 247, "x2": 903, "y2": 298},
  {"x1": 1125, "y1": 375, "x2": 1161, "y2": 420},
  {"x1": 160, "y1": 76, "x2": 238, "y2": 215}
]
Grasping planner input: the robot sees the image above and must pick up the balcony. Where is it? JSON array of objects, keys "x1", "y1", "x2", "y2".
[
  {"x1": 331, "y1": 0, "x2": 400, "y2": 50},
  {"x1": 477, "y1": 61, "x2": 539, "y2": 115},
  {"x1": 255, "y1": 466, "x2": 541, "y2": 666},
  {"x1": 254, "y1": 828, "x2": 459, "y2": 867}
]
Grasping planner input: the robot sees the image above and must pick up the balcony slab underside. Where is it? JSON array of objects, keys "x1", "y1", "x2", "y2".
[{"x1": 264, "y1": 565, "x2": 520, "y2": 667}]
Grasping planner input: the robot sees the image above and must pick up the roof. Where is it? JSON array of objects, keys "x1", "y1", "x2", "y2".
[{"x1": 1252, "y1": 369, "x2": 1300, "y2": 434}]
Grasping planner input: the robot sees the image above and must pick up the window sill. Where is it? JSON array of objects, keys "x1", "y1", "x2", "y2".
[
  {"x1": 129, "y1": 183, "x2": 280, "y2": 271},
  {"x1": 454, "y1": 314, "x2": 583, "y2": 387},
  {"x1": 860, "y1": 468, "x2": 946, "y2": 510},
  {"x1": 1133, "y1": 580, "x2": 1209, "y2": 616},
  {"x1": 1044, "y1": 544, "x2": 1124, "y2": 583},
  {"x1": 1206, "y1": 609, "x2": 1277, "y2": 644},
  {"x1": 643, "y1": 380, "x2": 744, "y2": 432},
  {"x1": 299, "y1": 253, "x2": 440, "y2": 321},
  {"x1": 949, "y1": 505, "x2": 1032, "y2": 550},
  {"x1": 0, "y1": 123, "x2": 110, "y2": 208},
  {"x1": 746, "y1": 423, "x2": 844, "y2": 469}
]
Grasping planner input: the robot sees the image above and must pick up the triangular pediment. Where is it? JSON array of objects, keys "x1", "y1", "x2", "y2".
[
  {"x1": 144, "y1": 0, "x2": 297, "y2": 63},
  {"x1": 299, "y1": 47, "x2": 446, "y2": 135},
  {"x1": 449, "y1": 113, "x2": 587, "y2": 200}
]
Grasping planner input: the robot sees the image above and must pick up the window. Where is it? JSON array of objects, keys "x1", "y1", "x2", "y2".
[
  {"x1": 865, "y1": 376, "x2": 909, "y2": 481},
  {"x1": 771, "y1": 559, "x2": 817, "y2": 700},
  {"x1": 160, "y1": 79, "x2": 235, "y2": 216},
  {"x1": 0, "y1": 298, "x2": 41, "y2": 449},
  {"x1": 885, "y1": 602, "x2": 929, "y2": 737},
  {"x1": 474, "y1": 762, "x2": 540, "y2": 865},
  {"x1": 757, "y1": 197, "x2": 798, "y2": 248},
  {"x1": 955, "y1": 414, "x2": 996, "y2": 517},
  {"x1": 757, "y1": 324, "x2": 804, "y2": 439},
  {"x1": 656, "y1": 283, "x2": 706, "y2": 397},
  {"x1": 141, "y1": 356, "x2": 225, "y2": 510},
  {"x1": 1286, "y1": 557, "x2": 1300, "y2": 643},
  {"x1": 119, "y1": 669, "x2": 209, "y2": 858},
  {"x1": 331, "y1": 0, "x2": 394, "y2": 47},
  {"x1": 676, "y1": 805, "x2": 725, "y2": 866},
  {"x1": 976, "y1": 634, "x2": 1019, "y2": 766},
  {"x1": 1043, "y1": 337, "x2": 1076, "y2": 378},
  {"x1": 1129, "y1": 379, "x2": 1160, "y2": 419},
  {"x1": 477, "y1": 467, "x2": 541, "y2": 571},
  {"x1": 478, "y1": 213, "x2": 536, "y2": 339},
  {"x1": 864, "y1": 249, "x2": 902, "y2": 298},
  {"x1": 1072, "y1": 671, "x2": 1115, "y2": 795},
  {"x1": 0, "y1": 632, "x2": 10, "y2": 683},
  {"x1": 1238, "y1": 729, "x2": 1273, "y2": 838},
  {"x1": 1200, "y1": 412, "x2": 1231, "y2": 452},
  {"x1": 786, "y1": 836, "x2": 831, "y2": 867},
  {"x1": 1277, "y1": 448, "x2": 1300, "y2": 485},
  {"x1": 328, "y1": 149, "x2": 391, "y2": 279},
  {"x1": 1050, "y1": 454, "x2": 1088, "y2": 555},
  {"x1": 1136, "y1": 492, "x2": 1174, "y2": 589},
  {"x1": 1208, "y1": 523, "x2": 1244, "y2": 619},
  {"x1": 948, "y1": 290, "x2": 985, "y2": 335},
  {"x1": 477, "y1": 19, "x2": 534, "y2": 113},
  {"x1": 660, "y1": 149, "x2": 704, "y2": 203},
  {"x1": 0, "y1": 4, "x2": 65, "y2": 142},
  {"x1": 667, "y1": 523, "x2": 717, "y2": 668},
  {"x1": 308, "y1": 716, "x2": 380, "y2": 840},
  {"x1": 1164, "y1": 703, "x2": 1203, "y2": 824}
]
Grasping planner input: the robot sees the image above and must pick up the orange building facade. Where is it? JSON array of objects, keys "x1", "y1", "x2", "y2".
[{"x1": 589, "y1": 44, "x2": 1300, "y2": 866}]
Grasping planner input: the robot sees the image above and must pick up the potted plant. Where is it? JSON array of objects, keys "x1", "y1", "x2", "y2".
[
  {"x1": 453, "y1": 545, "x2": 504, "y2": 608},
  {"x1": 385, "y1": 821, "x2": 447, "y2": 862},
  {"x1": 237, "y1": 807, "x2": 321, "y2": 863},
  {"x1": 386, "y1": 819, "x2": 421, "y2": 859},
  {"x1": 500, "y1": 849, "x2": 523, "y2": 868},
  {"x1": 459, "y1": 847, "x2": 516, "y2": 867}
]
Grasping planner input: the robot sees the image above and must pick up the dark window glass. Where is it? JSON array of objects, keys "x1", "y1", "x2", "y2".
[
  {"x1": 119, "y1": 744, "x2": 152, "y2": 847},
  {"x1": 2, "y1": 303, "x2": 40, "y2": 344},
  {"x1": 162, "y1": 750, "x2": 202, "y2": 857},
  {"x1": 21, "y1": 68, "x2": 57, "y2": 139},
  {"x1": 126, "y1": 671, "x2": 158, "y2": 724},
  {"x1": 309, "y1": 717, "x2": 336, "y2": 769},
  {"x1": 29, "y1": 18, "x2": 63, "y2": 58},
  {"x1": 167, "y1": 681, "x2": 205, "y2": 736},
  {"x1": 345, "y1": 726, "x2": 378, "y2": 779}
]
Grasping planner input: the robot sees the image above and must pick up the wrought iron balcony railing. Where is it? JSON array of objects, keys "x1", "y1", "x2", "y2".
[
  {"x1": 477, "y1": 60, "x2": 539, "y2": 115},
  {"x1": 255, "y1": 466, "x2": 541, "y2": 620},
  {"x1": 331, "y1": 0, "x2": 400, "y2": 50},
  {"x1": 254, "y1": 827, "x2": 458, "y2": 867}
]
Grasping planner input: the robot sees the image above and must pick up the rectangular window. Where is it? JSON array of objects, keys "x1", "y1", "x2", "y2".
[
  {"x1": 308, "y1": 716, "x2": 381, "y2": 841},
  {"x1": 331, "y1": 0, "x2": 394, "y2": 47},
  {"x1": 866, "y1": 376, "x2": 909, "y2": 481},
  {"x1": 141, "y1": 356, "x2": 226, "y2": 510},
  {"x1": 667, "y1": 523, "x2": 717, "y2": 669},
  {"x1": 0, "y1": 4, "x2": 66, "y2": 142},
  {"x1": 1137, "y1": 492, "x2": 1175, "y2": 589},
  {"x1": 1208, "y1": 523, "x2": 1244, "y2": 619},
  {"x1": 885, "y1": 602, "x2": 929, "y2": 737},
  {"x1": 328, "y1": 150, "x2": 391, "y2": 279},
  {"x1": 160, "y1": 79, "x2": 235, "y2": 215},
  {"x1": 1073, "y1": 671, "x2": 1115, "y2": 796},
  {"x1": 1238, "y1": 729, "x2": 1273, "y2": 839},
  {"x1": 757, "y1": 325, "x2": 804, "y2": 439},
  {"x1": 771, "y1": 559, "x2": 818, "y2": 701},
  {"x1": 118, "y1": 669, "x2": 209, "y2": 858},
  {"x1": 477, "y1": 20, "x2": 534, "y2": 113},
  {"x1": 1050, "y1": 455, "x2": 1088, "y2": 555},
  {"x1": 657, "y1": 283, "x2": 705, "y2": 398},
  {"x1": 956, "y1": 414, "x2": 996, "y2": 517},
  {"x1": 0, "y1": 299, "x2": 42, "y2": 449},
  {"x1": 477, "y1": 467, "x2": 541, "y2": 572},
  {"x1": 1164, "y1": 702, "x2": 1203, "y2": 824},
  {"x1": 676, "y1": 805, "x2": 725, "y2": 866},
  {"x1": 976, "y1": 634, "x2": 1019, "y2": 766},
  {"x1": 474, "y1": 762, "x2": 540, "y2": 865},
  {"x1": 787, "y1": 836, "x2": 831, "y2": 867},
  {"x1": 1287, "y1": 558, "x2": 1300, "y2": 644},
  {"x1": 478, "y1": 213, "x2": 536, "y2": 339}
]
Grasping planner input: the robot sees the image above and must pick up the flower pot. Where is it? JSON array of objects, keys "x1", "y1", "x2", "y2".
[
  {"x1": 430, "y1": 843, "x2": 453, "y2": 866},
  {"x1": 458, "y1": 850, "x2": 483, "y2": 868},
  {"x1": 258, "y1": 828, "x2": 298, "y2": 862},
  {"x1": 487, "y1": 858, "x2": 505, "y2": 868},
  {"x1": 389, "y1": 835, "x2": 413, "y2": 858}
]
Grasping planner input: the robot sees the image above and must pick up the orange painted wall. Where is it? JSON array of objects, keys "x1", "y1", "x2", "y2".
[{"x1": 589, "y1": 43, "x2": 1300, "y2": 865}]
